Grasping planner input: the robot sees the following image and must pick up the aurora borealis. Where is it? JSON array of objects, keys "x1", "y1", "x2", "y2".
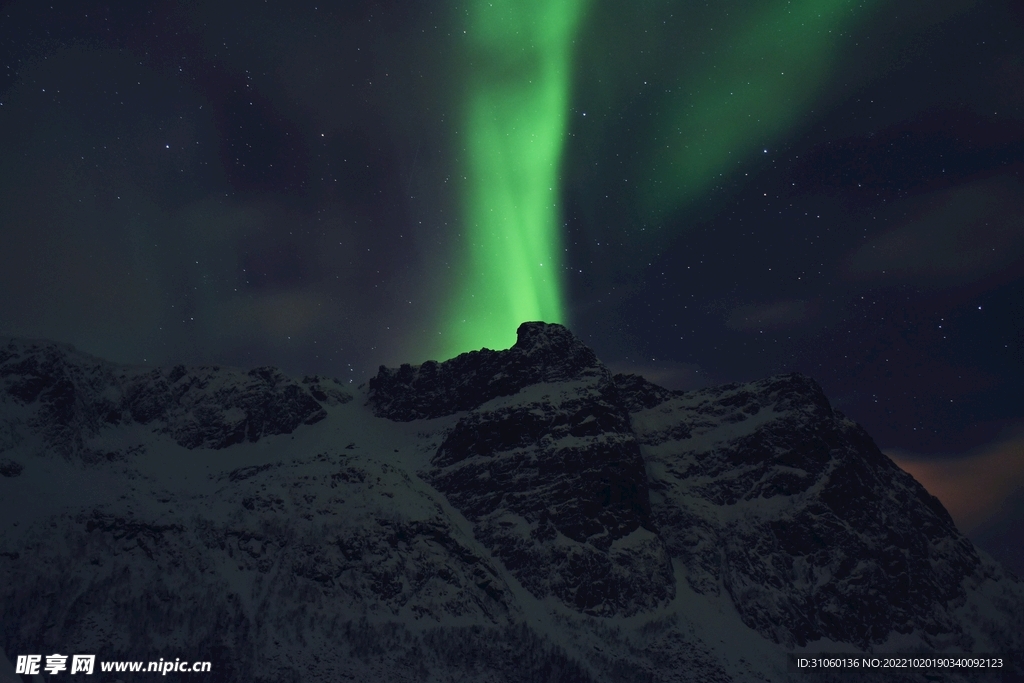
[
  {"x1": 443, "y1": 0, "x2": 586, "y2": 357},
  {"x1": 445, "y1": 0, "x2": 877, "y2": 354},
  {"x1": 1, "y1": 0, "x2": 1023, "y2": 573},
  {"x1": 439, "y1": 0, "x2": 882, "y2": 357},
  {"x1": 638, "y1": 0, "x2": 877, "y2": 218}
]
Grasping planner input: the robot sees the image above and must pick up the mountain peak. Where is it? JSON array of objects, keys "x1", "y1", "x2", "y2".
[
  {"x1": 368, "y1": 321, "x2": 603, "y2": 421},
  {"x1": 3, "y1": 330, "x2": 1022, "y2": 681},
  {"x1": 514, "y1": 320, "x2": 581, "y2": 351}
]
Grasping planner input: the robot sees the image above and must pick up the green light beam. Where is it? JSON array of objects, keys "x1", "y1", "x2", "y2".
[
  {"x1": 641, "y1": 0, "x2": 878, "y2": 217},
  {"x1": 440, "y1": 0, "x2": 587, "y2": 358}
]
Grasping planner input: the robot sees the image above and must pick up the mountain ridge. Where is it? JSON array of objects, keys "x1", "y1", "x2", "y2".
[{"x1": 1, "y1": 323, "x2": 1021, "y2": 682}]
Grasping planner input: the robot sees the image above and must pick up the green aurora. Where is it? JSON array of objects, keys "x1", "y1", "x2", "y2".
[
  {"x1": 639, "y1": 0, "x2": 878, "y2": 217},
  {"x1": 440, "y1": 0, "x2": 588, "y2": 358},
  {"x1": 439, "y1": 0, "x2": 878, "y2": 358}
]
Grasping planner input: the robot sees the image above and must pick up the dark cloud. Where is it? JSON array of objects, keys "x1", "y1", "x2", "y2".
[
  {"x1": 890, "y1": 432, "x2": 1024, "y2": 576},
  {"x1": 889, "y1": 430, "x2": 1024, "y2": 533},
  {"x1": 844, "y1": 176, "x2": 1024, "y2": 288},
  {"x1": 725, "y1": 300, "x2": 813, "y2": 332}
]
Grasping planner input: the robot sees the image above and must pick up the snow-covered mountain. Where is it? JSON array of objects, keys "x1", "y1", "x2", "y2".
[{"x1": 1, "y1": 323, "x2": 1021, "y2": 682}]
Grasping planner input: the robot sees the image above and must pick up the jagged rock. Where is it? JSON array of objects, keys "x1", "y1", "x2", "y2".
[
  {"x1": 0, "y1": 339, "x2": 119, "y2": 456},
  {"x1": 0, "y1": 338, "x2": 335, "y2": 453},
  {"x1": 1, "y1": 328, "x2": 1021, "y2": 683},
  {"x1": 634, "y1": 374, "x2": 982, "y2": 647},
  {"x1": 370, "y1": 323, "x2": 675, "y2": 615},
  {"x1": 367, "y1": 321, "x2": 602, "y2": 420},
  {"x1": 612, "y1": 372, "x2": 681, "y2": 412},
  {"x1": 302, "y1": 374, "x2": 354, "y2": 406},
  {"x1": 427, "y1": 374, "x2": 674, "y2": 616},
  {"x1": 0, "y1": 458, "x2": 22, "y2": 477},
  {"x1": 121, "y1": 365, "x2": 328, "y2": 449}
]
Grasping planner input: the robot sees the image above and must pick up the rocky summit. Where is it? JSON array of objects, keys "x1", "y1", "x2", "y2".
[
  {"x1": 1, "y1": 324, "x2": 1022, "y2": 682},
  {"x1": 370, "y1": 324, "x2": 675, "y2": 617}
]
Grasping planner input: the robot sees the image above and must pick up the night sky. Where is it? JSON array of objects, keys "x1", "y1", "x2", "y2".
[{"x1": 1, "y1": 0, "x2": 1022, "y2": 572}]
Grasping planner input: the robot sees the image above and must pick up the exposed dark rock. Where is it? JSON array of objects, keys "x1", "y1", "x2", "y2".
[
  {"x1": 228, "y1": 463, "x2": 281, "y2": 482},
  {"x1": 612, "y1": 373, "x2": 680, "y2": 412},
  {"x1": 1, "y1": 328, "x2": 1022, "y2": 682},
  {"x1": 80, "y1": 444, "x2": 145, "y2": 465},
  {"x1": 0, "y1": 340, "x2": 117, "y2": 455},
  {"x1": 0, "y1": 338, "x2": 333, "y2": 453},
  {"x1": 0, "y1": 458, "x2": 22, "y2": 477},
  {"x1": 121, "y1": 365, "x2": 329, "y2": 449},
  {"x1": 367, "y1": 328, "x2": 1016, "y2": 638},
  {"x1": 635, "y1": 373, "x2": 982, "y2": 647},
  {"x1": 367, "y1": 322, "x2": 602, "y2": 420},
  {"x1": 302, "y1": 375, "x2": 353, "y2": 406},
  {"x1": 428, "y1": 381, "x2": 675, "y2": 616},
  {"x1": 370, "y1": 324, "x2": 678, "y2": 616}
]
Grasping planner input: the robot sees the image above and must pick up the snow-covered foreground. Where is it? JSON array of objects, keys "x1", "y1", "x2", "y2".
[{"x1": 1, "y1": 325, "x2": 1021, "y2": 682}]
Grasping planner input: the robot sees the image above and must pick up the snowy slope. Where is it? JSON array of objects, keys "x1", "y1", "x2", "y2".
[{"x1": 1, "y1": 326, "x2": 1022, "y2": 682}]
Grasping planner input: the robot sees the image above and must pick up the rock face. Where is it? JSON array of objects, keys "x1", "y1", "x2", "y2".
[
  {"x1": 369, "y1": 323, "x2": 675, "y2": 616},
  {"x1": 367, "y1": 322, "x2": 602, "y2": 420},
  {"x1": 1, "y1": 325, "x2": 1022, "y2": 683},
  {"x1": 2, "y1": 452, "x2": 534, "y2": 683},
  {"x1": 415, "y1": 325, "x2": 674, "y2": 616},
  {"x1": 121, "y1": 365, "x2": 334, "y2": 449},
  {"x1": 629, "y1": 373, "x2": 982, "y2": 648},
  {"x1": 0, "y1": 338, "x2": 337, "y2": 455}
]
